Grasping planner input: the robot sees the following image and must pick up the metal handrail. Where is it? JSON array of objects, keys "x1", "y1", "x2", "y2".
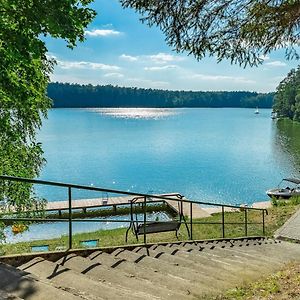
[
  {"x1": 0, "y1": 175, "x2": 268, "y2": 251},
  {"x1": 0, "y1": 175, "x2": 268, "y2": 211},
  {"x1": 0, "y1": 175, "x2": 184, "y2": 202}
]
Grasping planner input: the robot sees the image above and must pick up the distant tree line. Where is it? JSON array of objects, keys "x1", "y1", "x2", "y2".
[
  {"x1": 48, "y1": 82, "x2": 273, "y2": 108},
  {"x1": 273, "y1": 66, "x2": 300, "y2": 122}
]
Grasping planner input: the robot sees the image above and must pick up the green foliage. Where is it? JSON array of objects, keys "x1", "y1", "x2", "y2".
[
  {"x1": 48, "y1": 82, "x2": 274, "y2": 108},
  {"x1": 0, "y1": 1, "x2": 95, "y2": 236},
  {"x1": 120, "y1": 0, "x2": 300, "y2": 67},
  {"x1": 272, "y1": 196, "x2": 300, "y2": 207},
  {"x1": 273, "y1": 66, "x2": 300, "y2": 122}
]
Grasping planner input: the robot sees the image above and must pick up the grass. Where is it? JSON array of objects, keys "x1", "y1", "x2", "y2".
[
  {"x1": 0, "y1": 203, "x2": 299, "y2": 256},
  {"x1": 271, "y1": 196, "x2": 300, "y2": 207},
  {"x1": 207, "y1": 262, "x2": 300, "y2": 300}
]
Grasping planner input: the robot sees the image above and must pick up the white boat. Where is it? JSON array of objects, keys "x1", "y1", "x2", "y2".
[
  {"x1": 266, "y1": 178, "x2": 300, "y2": 199},
  {"x1": 271, "y1": 111, "x2": 277, "y2": 119},
  {"x1": 254, "y1": 107, "x2": 259, "y2": 114}
]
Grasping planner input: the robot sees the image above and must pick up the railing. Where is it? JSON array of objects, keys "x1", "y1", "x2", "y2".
[{"x1": 0, "y1": 175, "x2": 268, "y2": 252}]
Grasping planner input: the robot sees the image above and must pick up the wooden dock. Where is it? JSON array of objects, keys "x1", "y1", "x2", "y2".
[{"x1": 45, "y1": 193, "x2": 211, "y2": 218}]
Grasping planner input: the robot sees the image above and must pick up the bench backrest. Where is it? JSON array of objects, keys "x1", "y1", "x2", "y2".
[{"x1": 137, "y1": 221, "x2": 180, "y2": 235}]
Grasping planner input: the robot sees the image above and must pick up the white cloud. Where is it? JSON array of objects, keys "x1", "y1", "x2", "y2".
[
  {"x1": 119, "y1": 52, "x2": 185, "y2": 64},
  {"x1": 57, "y1": 60, "x2": 121, "y2": 71},
  {"x1": 85, "y1": 29, "x2": 121, "y2": 37},
  {"x1": 46, "y1": 52, "x2": 57, "y2": 60},
  {"x1": 259, "y1": 55, "x2": 270, "y2": 61},
  {"x1": 126, "y1": 77, "x2": 169, "y2": 88},
  {"x1": 188, "y1": 73, "x2": 255, "y2": 84},
  {"x1": 144, "y1": 65, "x2": 178, "y2": 71},
  {"x1": 104, "y1": 73, "x2": 124, "y2": 78},
  {"x1": 119, "y1": 54, "x2": 138, "y2": 62},
  {"x1": 149, "y1": 52, "x2": 185, "y2": 64},
  {"x1": 265, "y1": 60, "x2": 287, "y2": 67}
]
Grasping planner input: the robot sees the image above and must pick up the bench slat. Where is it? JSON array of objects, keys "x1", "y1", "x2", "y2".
[{"x1": 137, "y1": 221, "x2": 180, "y2": 235}]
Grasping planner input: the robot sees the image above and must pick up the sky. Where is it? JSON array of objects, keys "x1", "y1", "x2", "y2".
[{"x1": 45, "y1": 0, "x2": 299, "y2": 93}]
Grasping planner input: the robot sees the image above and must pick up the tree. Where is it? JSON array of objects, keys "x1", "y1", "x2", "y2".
[
  {"x1": 0, "y1": 0, "x2": 96, "y2": 235},
  {"x1": 47, "y1": 82, "x2": 274, "y2": 108},
  {"x1": 120, "y1": 0, "x2": 300, "y2": 67},
  {"x1": 273, "y1": 66, "x2": 300, "y2": 122}
]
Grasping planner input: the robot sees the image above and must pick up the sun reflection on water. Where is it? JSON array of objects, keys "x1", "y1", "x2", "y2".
[{"x1": 88, "y1": 108, "x2": 178, "y2": 120}]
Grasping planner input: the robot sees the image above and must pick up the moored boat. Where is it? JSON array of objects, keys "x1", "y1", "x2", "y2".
[
  {"x1": 271, "y1": 111, "x2": 277, "y2": 119},
  {"x1": 266, "y1": 178, "x2": 300, "y2": 199}
]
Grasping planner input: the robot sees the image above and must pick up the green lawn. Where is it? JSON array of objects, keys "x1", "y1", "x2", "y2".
[{"x1": 208, "y1": 262, "x2": 300, "y2": 300}]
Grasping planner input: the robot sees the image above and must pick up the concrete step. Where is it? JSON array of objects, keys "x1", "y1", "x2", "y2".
[
  {"x1": 88, "y1": 251, "x2": 200, "y2": 299},
  {"x1": 139, "y1": 247, "x2": 262, "y2": 284},
  {"x1": 213, "y1": 240, "x2": 300, "y2": 261},
  {"x1": 168, "y1": 242, "x2": 283, "y2": 268},
  {"x1": 151, "y1": 244, "x2": 271, "y2": 276},
  {"x1": 0, "y1": 262, "x2": 80, "y2": 300},
  {"x1": 196, "y1": 246, "x2": 283, "y2": 269},
  {"x1": 189, "y1": 237, "x2": 264, "y2": 248},
  {"x1": 195, "y1": 238, "x2": 266, "y2": 249},
  {"x1": 148, "y1": 245, "x2": 257, "y2": 269},
  {"x1": 147, "y1": 246, "x2": 241, "y2": 282},
  {"x1": 132, "y1": 239, "x2": 300, "y2": 285},
  {"x1": 174, "y1": 246, "x2": 283, "y2": 276},
  {"x1": 18, "y1": 257, "x2": 149, "y2": 300},
  {"x1": 181, "y1": 239, "x2": 285, "y2": 257},
  {"x1": 180, "y1": 242, "x2": 292, "y2": 270},
  {"x1": 112, "y1": 248, "x2": 231, "y2": 292},
  {"x1": 161, "y1": 238, "x2": 265, "y2": 252},
  {"x1": 56, "y1": 253, "x2": 189, "y2": 300}
]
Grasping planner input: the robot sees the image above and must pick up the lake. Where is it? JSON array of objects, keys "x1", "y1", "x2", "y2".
[{"x1": 35, "y1": 108, "x2": 300, "y2": 206}]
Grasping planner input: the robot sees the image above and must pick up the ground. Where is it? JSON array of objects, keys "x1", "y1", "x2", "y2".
[{"x1": 209, "y1": 262, "x2": 300, "y2": 300}]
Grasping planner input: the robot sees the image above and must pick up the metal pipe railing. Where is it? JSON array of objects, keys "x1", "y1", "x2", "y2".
[
  {"x1": 0, "y1": 175, "x2": 268, "y2": 252},
  {"x1": 0, "y1": 175, "x2": 267, "y2": 211}
]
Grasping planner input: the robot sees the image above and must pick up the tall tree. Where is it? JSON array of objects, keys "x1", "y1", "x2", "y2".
[
  {"x1": 0, "y1": 1, "x2": 95, "y2": 229},
  {"x1": 274, "y1": 66, "x2": 300, "y2": 121},
  {"x1": 120, "y1": 0, "x2": 300, "y2": 67}
]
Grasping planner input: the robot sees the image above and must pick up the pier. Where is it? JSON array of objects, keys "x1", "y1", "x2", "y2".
[{"x1": 45, "y1": 193, "x2": 211, "y2": 218}]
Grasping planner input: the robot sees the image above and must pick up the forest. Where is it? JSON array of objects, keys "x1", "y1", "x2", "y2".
[
  {"x1": 47, "y1": 82, "x2": 274, "y2": 108},
  {"x1": 273, "y1": 66, "x2": 300, "y2": 122}
]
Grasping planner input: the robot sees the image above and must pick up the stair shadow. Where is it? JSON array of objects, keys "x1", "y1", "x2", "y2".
[
  {"x1": 0, "y1": 264, "x2": 38, "y2": 299},
  {"x1": 47, "y1": 264, "x2": 69, "y2": 280}
]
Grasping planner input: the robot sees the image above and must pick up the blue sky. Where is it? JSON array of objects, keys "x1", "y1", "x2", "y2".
[{"x1": 46, "y1": 0, "x2": 298, "y2": 92}]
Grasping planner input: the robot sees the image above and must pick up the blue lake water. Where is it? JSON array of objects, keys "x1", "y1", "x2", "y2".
[{"x1": 35, "y1": 108, "x2": 300, "y2": 205}]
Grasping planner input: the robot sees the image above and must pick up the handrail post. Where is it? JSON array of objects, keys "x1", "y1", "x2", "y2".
[
  {"x1": 262, "y1": 210, "x2": 265, "y2": 236},
  {"x1": 190, "y1": 202, "x2": 193, "y2": 240},
  {"x1": 180, "y1": 200, "x2": 183, "y2": 221},
  {"x1": 244, "y1": 208, "x2": 248, "y2": 237},
  {"x1": 222, "y1": 205, "x2": 225, "y2": 238},
  {"x1": 143, "y1": 196, "x2": 147, "y2": 245},
  {"x1": 68, "y1": 186, "x2": 72, "y2": 249}
]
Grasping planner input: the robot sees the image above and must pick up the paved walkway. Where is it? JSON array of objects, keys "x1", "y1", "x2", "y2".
[{"x1": 275, "y1": 207, "x2": 300, "y2": 241}]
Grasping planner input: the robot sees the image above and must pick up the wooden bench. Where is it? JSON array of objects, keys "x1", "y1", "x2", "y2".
[{"x1": 136, "y1": 221, "x2": 181, "y2": 236}]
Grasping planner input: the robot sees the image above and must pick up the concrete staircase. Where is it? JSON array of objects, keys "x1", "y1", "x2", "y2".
[{"x1": 1, "y1": 237, "x2": 300, "y2": 299}]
